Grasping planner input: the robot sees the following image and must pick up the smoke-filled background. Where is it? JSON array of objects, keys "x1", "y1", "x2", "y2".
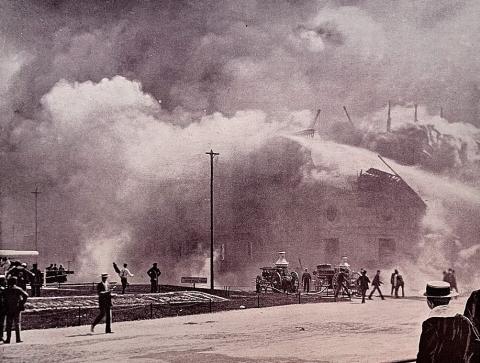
[{"x1": 0, "y1": 0, "x2": 479, "y2": 290}]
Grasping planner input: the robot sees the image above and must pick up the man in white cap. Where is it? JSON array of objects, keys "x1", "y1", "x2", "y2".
[
  {"x1": 417, "y1": 281, "x2": 480, "y2": 362},
  {"x1": 91, "y1": 273, "x2": 113, "y2": 334}
]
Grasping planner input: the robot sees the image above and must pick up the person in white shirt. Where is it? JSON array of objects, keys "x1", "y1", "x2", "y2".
[{"x1": 119, "y1": 263, "x2": 133, "y2": 294}]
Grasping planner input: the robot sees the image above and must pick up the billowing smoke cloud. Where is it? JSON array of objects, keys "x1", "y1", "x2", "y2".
[{"x1": 0, "y1": 1, "x2": 479, "y2": 288}]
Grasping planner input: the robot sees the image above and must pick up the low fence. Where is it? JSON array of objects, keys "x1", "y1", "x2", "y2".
[{"x1": 22, "y1": 292, "x2": 340, "y2": 330}]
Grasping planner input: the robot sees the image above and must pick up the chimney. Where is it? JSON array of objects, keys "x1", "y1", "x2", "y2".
[
  {"x1": 414, "y1": 104, "x2": 418, "y2": 122},
  {"x1": 386, "y1": 101, "x2": 392, "y2": 132}
]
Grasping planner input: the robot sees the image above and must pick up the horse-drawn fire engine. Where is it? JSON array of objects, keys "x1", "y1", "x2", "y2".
[
  {"x1": 255, "y1": 252, "x2": 299, "y2": 293},
  {"x1": 313, "y1": 257, "x2": 361, "y2": 296}
]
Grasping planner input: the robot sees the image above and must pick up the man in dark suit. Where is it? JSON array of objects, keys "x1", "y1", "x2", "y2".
[
  {"x1": 464, "y1": 289, "x2": 480, "y2": 333},
  {"x1": 369, "y1": 270, "x2": 385, "y2": 300},
  {"x1": 147, "y1": 263, "x2": 161, "y2": 293},
  {"x1": 3, "y1": 276, "x2": 28, "y2": 344},
  {"x1": 301, "y1": 268, "x2": 312, "y2": 293},
  {"x1": 357, "y1": 270, "x2": 370, "y2": 303},
  {"x1": 417, "y1": 281, "x2": 480, "y2": 362},
  {"x1": 91, "y1": 273, "x2": 113, "y2": 334}
]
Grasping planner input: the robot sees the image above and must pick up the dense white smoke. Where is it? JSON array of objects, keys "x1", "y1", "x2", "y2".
[{"x1": 0, "y1": 1, "x2": 479, "y2": 288}]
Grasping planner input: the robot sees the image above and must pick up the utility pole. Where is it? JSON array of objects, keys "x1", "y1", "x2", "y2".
[
  {"x1": 386, "y1": 101, "x2": 392, "y2": 132},
  {"x1": 31, "y1": 186, "x2": 41, "y2": 262},
  {"x1": 205, "y1": 149, "x2": 219, "y2": 291},
  {"x1": 414, "y1": 104, "x2": 418, "y2": 122},
  {"x1": 440, "y1": 107, "x2": 444, "y2": 119}
]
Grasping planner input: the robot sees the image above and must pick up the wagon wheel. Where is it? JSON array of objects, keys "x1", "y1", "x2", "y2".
[
  {"x1": 315, "y1": 276, "x2": 330, "y2": 293},
  {"x1": 271, "y1": 271, "x2": 282, "y2": 292},
  {"x1": 290, "y1": 272, "x2": 299, "y2": 293}
]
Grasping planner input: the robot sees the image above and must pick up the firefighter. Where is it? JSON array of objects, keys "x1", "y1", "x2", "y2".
[
  {"x1": 301, "y1": 268, "x2": 312, "y2": 293},
  {"x1": 119, "y1": 263, "x2": 134, "y2": 294},
  {"x1": 369, "y1": 270, "x2": 385, "y2": 300},
  {"x1": 390, "y1": 269, "x2": 398, "y2": 296},
  {"x1": 357, "y1": 270, "x2": 370, "y2": 303},
  {"x1": 334, "y1": 269, "x2": 351, "y2": 301}
]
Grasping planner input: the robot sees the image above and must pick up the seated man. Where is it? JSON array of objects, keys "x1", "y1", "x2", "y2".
[{"x1": 417, "y1": 281, "x2": 480, "y2": 362}]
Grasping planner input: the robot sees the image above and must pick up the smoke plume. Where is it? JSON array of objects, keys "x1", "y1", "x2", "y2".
[{"x1": 0, "y1": 1, "x2": 479, "y2": 289}]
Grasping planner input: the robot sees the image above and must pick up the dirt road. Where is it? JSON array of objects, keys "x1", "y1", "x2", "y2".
[{"x1": 0, "y1": 296, "x2": 468, "y2": 362}]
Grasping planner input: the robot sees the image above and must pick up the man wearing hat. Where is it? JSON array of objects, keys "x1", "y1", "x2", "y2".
[
  {"x1": 357, "y1": 270, "x2": 370, "y2": 304},
  {"x1": 3, "y1": 276, "x2": 28, "y2": 343},
  {"x1": 301, "y1": 268, "x2": 312, "y2": 293},
  {"x1": 91, "y1": 273, "x2": 113, "y2": 334},
  {"x1": 147, "y1": 263, "x2": 161, "y2": 293},
  {"x1": 417, "y1": 281, "x2": 480, "y2": 362}
]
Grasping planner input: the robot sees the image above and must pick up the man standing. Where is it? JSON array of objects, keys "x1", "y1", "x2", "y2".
[
  {"x1": 4, "y1": 276, "x2": 28, "y2": 344},
  {"x1": 395, "y1": 272, "x2": 405, "y2": 298},
  {"x1": 30, "y1": 264, "x2": 42, "y2": 297},
  {"x1": 147, "y1": 263, "x2": 161, "y2": 293},
  {"x1": 464, "y1": 289, "x2": 480, "y2": 333},
  {"x1": 390, "y1": 269, "x2": 398, "y2": 296},
  {"x1": 301, "y1": 268, "x2": 312, "y2": 293},
  {"x1": 334, "y1": 269, "x2": 351, "y2": 301},
  {"x1": 91, "y1": 273, "x2": 113, "y2": 334},
  {"x1": 417, "y1": 281, "x2": 479, "y2": 362},
  {"x1": 357, "y1": 270, "x2": 370, "y2": 304},
  {"x1": 369, "y1": 270, "x2": 385, "y2": 300},
  {"x1": 0, "y1": 275, "x2": 6, "y2": 342},
  {"x1": 119, "y1": 263, "x2": 134, "y2": 294}
]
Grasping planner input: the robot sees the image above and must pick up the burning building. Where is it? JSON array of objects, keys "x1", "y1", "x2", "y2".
[{"x1": 218, "y1": 158, "x2": 427, "y2": 277}]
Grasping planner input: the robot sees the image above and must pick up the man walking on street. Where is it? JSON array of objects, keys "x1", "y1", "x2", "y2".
[
  {"x1": 4, "y1": 276, "x2": 28, "y2": 344},
  {"x1": 357, "y1": 270, "x2": 370, "y2": 303},
  {"x1": 301, "y1": 268, "x2": 312, "y2": 293},
  {"x1": 91, "y1": 273, "x2": 113, "y2": 334},
  {"x1": 147, "y1": 263, "x2": 161, "y2": 293},
  {"x1": 369, "y1": 270, "x2": 385, "y2": 300},
  {"x1": 119, "y1": 263, "x2": 134, "y2": 294}
]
